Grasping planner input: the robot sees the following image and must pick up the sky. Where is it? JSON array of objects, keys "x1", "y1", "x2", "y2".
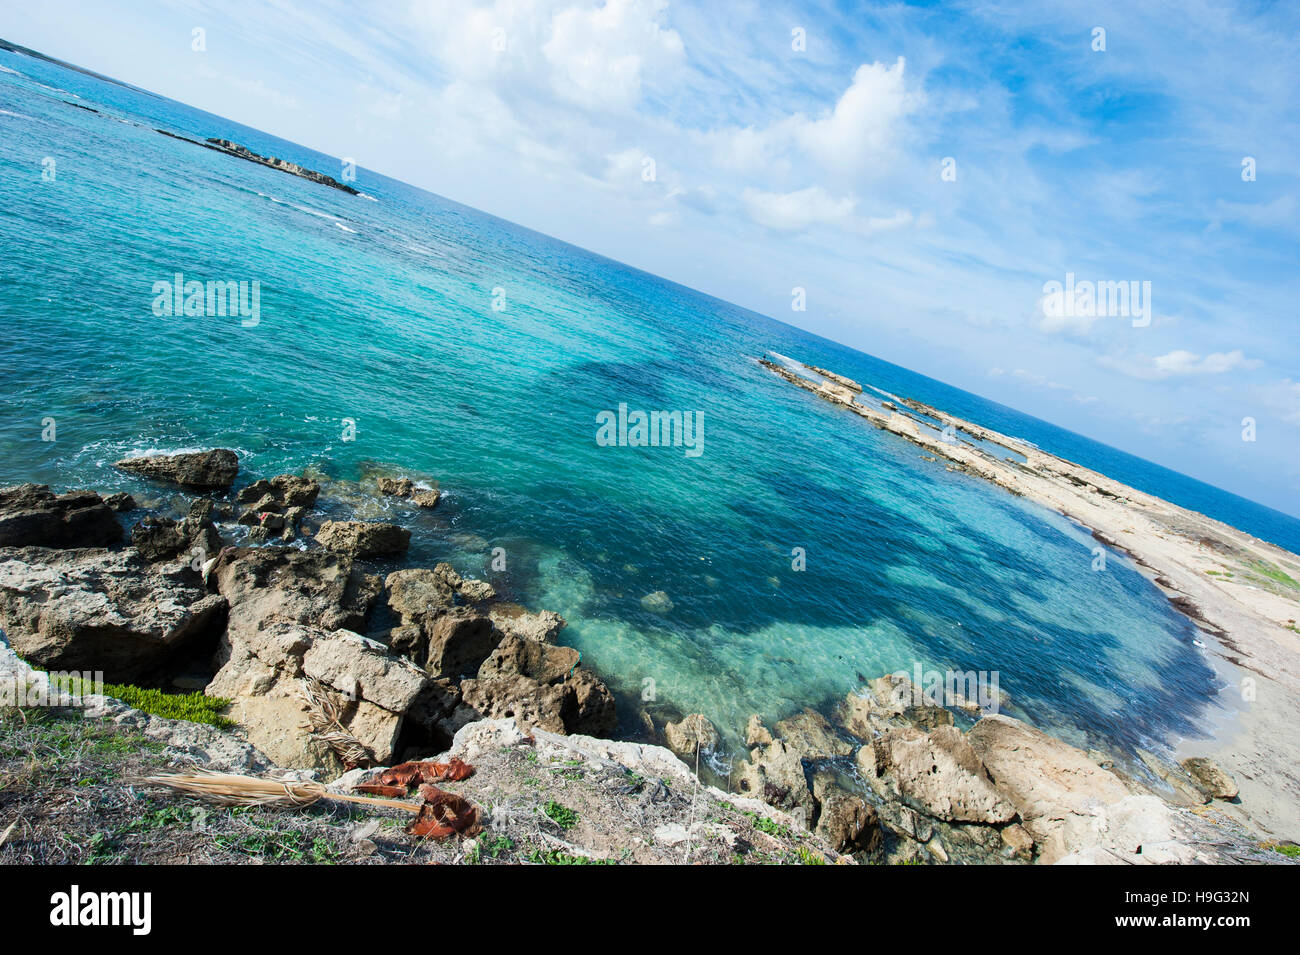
[{"x1": 5, "y1": 0, "x2": 1299, "y2": 515}]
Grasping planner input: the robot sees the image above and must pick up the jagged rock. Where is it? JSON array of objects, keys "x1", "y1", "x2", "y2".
[
  {"x1": 664, "y1": 714, "x2": 720, "y2": 758},
  {"x1": 774, "y1": 708, "x2": 852, "y2": 759},
  {"x1": 0, "y1": 546, "x2": 226, "y2": 681},
  {"x1": 314, "y1": 520, "x2": 410, "y2": 558},
  {"x1": 115, "y1": 449, "x2": 239, "y2": 490},
  {"x1": 377, "y1": 477, "x2": 414, "y2": 498},
  {"x1": 0, "y1": 484, "x2": 122, "y2": 549},
  {"x1": 489, "y1": 604, "x2": 565, "y2": 643},
  {"x1": 968, "y1": 714, "x2": 1136, "y2": 863},
  {"x1": 208, "y1": 622, "x2": 436, "y2": 769},
  {"x1": 1180, "y1": 756, "x2": 1239, "y2": 800},
  {"x1": 811, "y1": 771, "x2": 881, "y2": 853},
  {"x1": 746, "y1": 714, "x2": 774, "y2": 747},
  {"x1": 412, "y1": 489, "x2": 441, "y2": 508},
  {"x1": 130, "y1": 500, "x2": 224, "y2": 562},
  {"x1": 210, "y1": 546, "x2": 381, "y2": 639},
  {"x1": 640, "y1": 590, "x2": 673, "y2": 613},
  {"x1": 423, "y1": 610, "x2": 501, "y2": 678},
  {"x1": 103, "y1": 493, "x2": 136, "y2": 513},
  {"x1": 460, "y1": 673, "x2": 569, "y2": 734},
  {"x1": 876, "y1": 725, "x2": 1015, "y2": 823},
  {"x1": 734, "y1": 740, "x2": 815, "y2": 820},
  {"x1": 477, "y1": 633, "x2": 576, "y2": 684},
  {"x1": 460, "y1": 633, "x2": 616, "y2": 737}
]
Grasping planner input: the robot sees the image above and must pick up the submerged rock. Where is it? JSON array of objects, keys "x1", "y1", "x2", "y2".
[
  {"x1": 640, "y1": 590, "x2": 674, "y2": 613},
  {"x1": 0, "y1": 484, "x2": 122, "y2": 549},
  {"x1": 314, "y1": 519, "x2": 410, "y2": 557},
  {"x1": 115, "y1": 449, "x2": 239, "y2": 490},
  {"x1": 0, "y1": 546, "x2": 226, "y2": 681}
]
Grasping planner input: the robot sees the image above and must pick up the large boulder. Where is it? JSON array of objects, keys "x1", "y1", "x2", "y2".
[
  {"x1": 664, "y1": 714, "x2": 720, "y2": 759},
  {"x1": 733, "y1": 739, "x2": 815, "y2": 821},
  {"x1": 0, "y1": 546, "x2": 226, "y2": 681},
  {"x1": 208, "y1": 622, "x2": 441, "y2": 769},
  {"x1": 209, "y1": 546, "x2": 381, "y2": 639},
  {"x1": 811, "y1": 770, "x2": 881, "y2": 854},
  {"x1": 967, "y1": 714, "x2": 1136, "y2": 863},
  {"x1": 774, "y1": 708, "x2": 852, "y2": 759},
  {"x1": 314, "y1": 520, "x2": 410, "y2": 558},
  {"x1": 234, "y1": 474, "x2": 320, "y2": 542},
  {"x1": 0, "y1": 484, "x2": 122, "y2": 549},
  {"x1": 460, "y1": 634, "x2": 616, "y2": 737},
  {"x1": 874, "y1": 725, "x2": 1016, "y2": 823},
  {"x1": 115, "y1": 449, "x2": 239, "y2": 490},
  {"x1": 1180, "y1": 756, "x2": 1239, "y2": 800}
]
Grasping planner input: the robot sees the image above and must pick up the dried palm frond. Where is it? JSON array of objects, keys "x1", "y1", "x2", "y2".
[
  {"x1": 138, "y1": 770, "x2": 421, "y2": 814},
  {"x1": 299, "y1": 677, "x2": 375, "y2": 769}
]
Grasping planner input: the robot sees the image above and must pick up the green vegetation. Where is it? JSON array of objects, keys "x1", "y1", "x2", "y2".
[
  {"x1": 1245, "y1": 560, "x2": 1300, "y2": 591},
  {"x1": 543, "y1": 799, "x2": 579, "y2": 830},
  {"x1": 47, "y1": 674, "x2": 232, "y2": 728},
  {"x1": 525, "y1": 848, "x2": 614, "y2": 865}
]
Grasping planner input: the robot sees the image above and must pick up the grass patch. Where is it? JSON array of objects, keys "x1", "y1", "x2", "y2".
[
  {"x1": 525, "y1": 848, "x2": 614, "y2": 865},
  {"x1": 1245, "y1": 560, "x2": 1300, "y2": 590},
  {"x1": 48, "y1": 674, "x2": 232, "y2": 728},
  {"x1": 543, "y1": 800, "x2": 579, "y2": 830}
]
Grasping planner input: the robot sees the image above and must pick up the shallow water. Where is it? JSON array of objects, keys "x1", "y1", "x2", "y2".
[{"x1": 2, "y1": 50, "x2": 1284, "y2": 756}]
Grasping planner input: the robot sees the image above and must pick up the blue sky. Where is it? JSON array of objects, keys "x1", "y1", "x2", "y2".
[{"x1": 6, "y1": 0, "x2": 1299, "y2": 514}]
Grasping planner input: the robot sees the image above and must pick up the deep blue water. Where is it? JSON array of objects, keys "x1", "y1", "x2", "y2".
[{"x1": 2, "y1": 48, "x2": 1286, "y2": 757}]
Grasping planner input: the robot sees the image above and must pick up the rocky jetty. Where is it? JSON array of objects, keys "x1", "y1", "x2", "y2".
[{"x1": 204, "y1": 138, "x2": 359, "y2": 195}]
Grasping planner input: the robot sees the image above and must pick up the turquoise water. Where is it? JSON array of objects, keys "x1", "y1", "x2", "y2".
[{"x1": 1, "y1": 49, "x2": 1280, "y2": 757}]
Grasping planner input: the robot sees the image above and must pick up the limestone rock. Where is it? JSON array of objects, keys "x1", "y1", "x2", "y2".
[
  {"x1": 968, "y1": 714, "x2": 1135, "y2": 863},
  {"x1": 314, "y1": 520, "x2": 410, "y2": 558},
  {"x1": 877, "y1": 725, "x2": 1015, "y2": 823},
  {"x1": 774, "y1": 708, "x2": 852, "y2": 759},
  {"x1": 0, "y1": 546, "x2": 226, "y2": 681},
  {"x1": 664, "y1": 714, "x2": 721, "y2": 758},
  {"x1": 640, "y1": 590, "x2": 673, "y2": 613},
  {"x1": 0, "y1": 484, "x2": 122, "y2": 549},
  {"x1": 1180, "y1": 756, "x2": 1239, "y2": 800},
  {"x1": 489, "y1": 604, "x2": 565, "y2": 643},
  {"x1": 210, "y1": 546, "x2": 381, "y2": 639},
  {"x1": 115, "y1": 449, "x2": 239, "y2": 490}
]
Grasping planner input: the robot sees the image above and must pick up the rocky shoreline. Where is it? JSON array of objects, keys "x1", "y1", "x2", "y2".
[
  {"x1": 0, "y1": 449, "x2": 1293, "y2": 864},
  {"x1": 759, "y1": 352, "x2": 1300, "y2": 846}
]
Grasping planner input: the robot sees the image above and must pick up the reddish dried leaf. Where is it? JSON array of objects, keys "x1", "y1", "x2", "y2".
[
  {"x1": 377, "y1": 758, "x2": 475, "y2": 789},
  {"x1": 354, "y1": 783, "x2": 407, "y2": 798},
  {"x1": 428, "y1": 758, "x2": 474, "y2": 782},
  {"x1": 405, "y1": 784, "x2": 478, "y2": 840},
  {"x1": 377, "y1": 762, "x2": 424, "y2": 788}
]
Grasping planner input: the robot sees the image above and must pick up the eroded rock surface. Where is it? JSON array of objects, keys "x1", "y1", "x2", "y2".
[{"x1": 115, "y1": 449, "x2": 239, "y2": 490}]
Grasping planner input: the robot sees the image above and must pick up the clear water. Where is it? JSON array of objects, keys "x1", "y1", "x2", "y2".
[{"x1": 4, "y1": 50, "x2": 1288, "y2": 757}]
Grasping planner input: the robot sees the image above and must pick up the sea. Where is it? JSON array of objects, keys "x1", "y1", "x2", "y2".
[{"x1": 4, "y1": 47, "x2": 1297, "y2": 759}]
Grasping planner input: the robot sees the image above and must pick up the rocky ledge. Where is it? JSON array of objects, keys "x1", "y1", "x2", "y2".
[{"x1": 0, "y1": 451, "x2": 615, "y2": 781}]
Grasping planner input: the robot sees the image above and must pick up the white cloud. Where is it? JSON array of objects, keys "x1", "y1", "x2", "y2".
[
  {"x1": 544, "y1": 0, "x2": 684, "y2": 110},
  {"x1": 1100, "y1": 349, "x2": 1262, "y2": 380},
  {"x1": 742, "y1": 186, "x2": 857, "y2": 231}
]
